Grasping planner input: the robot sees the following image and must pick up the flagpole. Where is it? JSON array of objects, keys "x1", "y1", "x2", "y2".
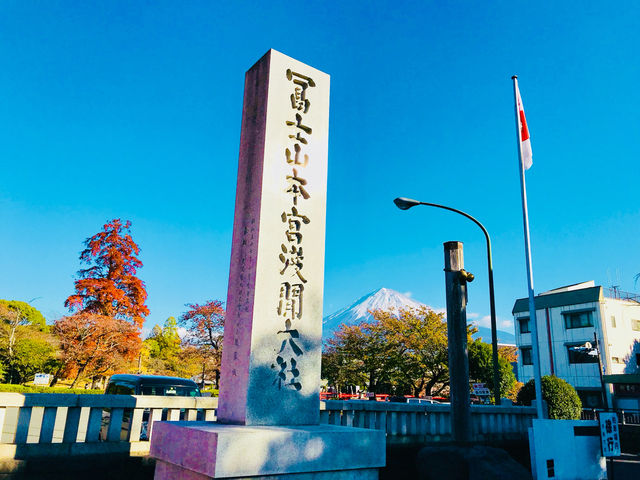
[{"x1": 512, "y1": 75, "x2": 544, "y2": 419}]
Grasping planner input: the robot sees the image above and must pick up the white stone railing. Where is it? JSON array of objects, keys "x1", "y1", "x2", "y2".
[
  {"x1": 320, "y1": 400, "x2": 537, "y2": 442},
  {"x1": 0, "y1": 394, "x2": 537, "y2": 460},
  {"x1": 0, "y1": 393, "x2": 218, "y2": 458}
]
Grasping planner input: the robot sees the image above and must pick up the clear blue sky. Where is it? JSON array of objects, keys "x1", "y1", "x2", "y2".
[{"x1": 2, "y1": 1, "x2": 639, "y2": 336}]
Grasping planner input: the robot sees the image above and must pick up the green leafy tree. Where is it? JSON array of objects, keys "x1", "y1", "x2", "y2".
[
  {"x1": 145, "y1": 317, "x2": 181, "y2": 361},
  {"x1": 372, "y1": 307, "x2": 451, "y2": 396},
  {"x1": 322, "y1": 323, "x2": 387, "y2": 392},
  {"x1": 144, "y1": 325, "x2": 164, "y2": 360},
  {"x1": 517, "y1": 375, "x2": 582, "y2": 419},
  {"x1": 323, "y1": 306, "x2": 476, "y2": 396},
  {"x1": 0, "y1": 300, "x2": 46, "y2": 330},
  {"x1": 468, "y1": 339, "x2": 517, "y2": 401},
  {"x1": 143, "y1": 317, "x2": 186, "y2": 376},
  {"x1": 6, "y1": 335, "x2": 58, "y2": 384},
  {"x1": 0, "y1": 301, "x2": 55, "y2": 384}
]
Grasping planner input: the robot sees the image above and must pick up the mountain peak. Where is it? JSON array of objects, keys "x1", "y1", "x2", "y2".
[
  {"x1": 323, "y1": 288, "x2": 517, "y2": 345},
  {"x1": 322, "y1": 287, "x2": 427, "y2": 339}
]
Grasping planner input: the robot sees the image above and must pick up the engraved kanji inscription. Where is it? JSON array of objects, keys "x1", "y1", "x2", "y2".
[
  {"x1": 279, "y1": 244, "x2": 307, "y2": 283},
  {"x1": 285, "y1": 143, "x2": 309, "y2": 167},
  {"x1": 286, "y1": 113, "x2": 312, "y2": 144},
  {"x1": 286, "y1": 69, "x2": 315, "y2": 113},
  {"x1": 277, "y1": 282, "x2": 304, "y2": 323},
  {"x1": 285, "y1": 169, "x2": 310, "y2": 205}
]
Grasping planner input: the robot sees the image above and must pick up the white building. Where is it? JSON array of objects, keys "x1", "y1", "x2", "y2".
[{"x1": 513, "y1": 281, "x2": 640, "y2": 409}]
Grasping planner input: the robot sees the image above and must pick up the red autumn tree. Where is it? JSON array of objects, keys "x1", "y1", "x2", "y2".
[
  {"x1": 55, "y1": 219, "x2": 147, "y2": 386},
  {"x1": 65, "y1": 219, "x2": 149, "y2": 329},
  {"x1": 179, "y1": 300, "x2": 225, "y2": 387},
  {"x1": 53, "y1": 313, "x2": 141, "y2": 388}
]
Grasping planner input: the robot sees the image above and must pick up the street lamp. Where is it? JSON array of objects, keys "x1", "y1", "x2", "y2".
[
  {"x1": 569, "y1": 332, "x2": 608, "y2": 410},
  {"x1": 393, "y1": 197, "x2": 502, "y2": 405}
]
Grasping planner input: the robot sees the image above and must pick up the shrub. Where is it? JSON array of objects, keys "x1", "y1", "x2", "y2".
[
  {"x1": 506, "y1": 381, "x2": 524, "y2": 402},
  {"x1": 0, "y1": 384, "x2": 103, "y2": 394},
  {"x1": 203, "y1": 388, "x2": 219, "y2": 397},
  {"x1": 516, "y1": 375, "x2": 582, "y2": 419}
]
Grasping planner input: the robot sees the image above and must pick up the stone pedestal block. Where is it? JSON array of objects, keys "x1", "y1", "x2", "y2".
[{"x1": 150, "y1": 422, "x2": 385, "y2": 479}]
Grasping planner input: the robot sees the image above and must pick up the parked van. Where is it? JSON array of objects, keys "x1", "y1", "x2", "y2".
[
  {"x1": 102, "y1": 375, "x2": 201, "y2": 441},
  {"x1": 105, "y1": 374, "x2": 201, "y2": 397}
]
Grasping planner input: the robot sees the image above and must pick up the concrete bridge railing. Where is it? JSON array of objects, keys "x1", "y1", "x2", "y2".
[
  {"x1": 321, "y1": 400, "x2": 537, "y2": 443},
  {"x1": 0, "y1": 392, "x2": 218, "y2": 459},
  {"x1": 0, "y1": 394, "x2": 536, "y2": 461}
]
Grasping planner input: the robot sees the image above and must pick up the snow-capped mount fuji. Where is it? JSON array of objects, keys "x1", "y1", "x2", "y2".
[
  {"x1": 322, "y1": 287, "x2": 428, "y2": 339},
  {"x1": 322, "y1": 287, "x2": 517, "y2": 344}
]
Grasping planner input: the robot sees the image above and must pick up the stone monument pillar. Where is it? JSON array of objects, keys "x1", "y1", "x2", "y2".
[
  {"x1": 149, "y1": 49, "x2": 385, "y2": 480},
  {"x1": 217, "y1": 48, "x2": 329, "y2": 427}
]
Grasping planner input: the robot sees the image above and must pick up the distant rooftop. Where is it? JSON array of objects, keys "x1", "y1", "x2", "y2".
[
  {"x1": 513, "y1": 281, "x2": 640, "y2": 314},
  {"x1": 539, "y1": 280, "x2": 596, "y2": 296}
]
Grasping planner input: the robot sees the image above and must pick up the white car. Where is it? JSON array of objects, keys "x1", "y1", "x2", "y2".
[{"x1": 406, "y1": 397, "x2": 441, "y2": 405}]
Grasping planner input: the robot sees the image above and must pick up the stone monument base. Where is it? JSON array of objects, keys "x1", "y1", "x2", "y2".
[{"x1": 149, "y1": 422, "x2": 386, "y2": 480}]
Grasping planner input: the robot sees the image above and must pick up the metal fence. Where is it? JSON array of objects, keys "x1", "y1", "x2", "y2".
[
  {"x1": 603, "y1": 287, "x2": 640, "y2": 303},
  {"x1": 581, "y1": 408, "x2": 640, "y2": 425}
]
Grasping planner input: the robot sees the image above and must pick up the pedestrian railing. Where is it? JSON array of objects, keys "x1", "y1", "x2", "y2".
[
  {"x1": 0, "y1": 393, "x2": 218, "y2": 458},
  {"x1": 581, "y1": 408, "x2": 640, "y2": 425},
  {"x1": 320, "y1": 400, "x2": 537, "y2": 442},
  {"x1": 0, "y1": 394, "x2": 538, "y2": 461}
]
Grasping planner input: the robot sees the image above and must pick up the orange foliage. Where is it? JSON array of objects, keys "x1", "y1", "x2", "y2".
[
  {"x1": 498, "y1": 345, "x2": 518, "y2": 363},
  {"x1": 54, "y1": 313, "x2": 141, "y2": 388},
  {"x1": 179, "y1": 300, "x2": 225, "y2": 361},
  {"x1": 65, "y1": 219, "x2": 149, "y2": 329}
]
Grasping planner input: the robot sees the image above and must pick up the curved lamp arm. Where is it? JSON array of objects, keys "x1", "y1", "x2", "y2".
[{"x1": 393, "y1": 197, "x2": 500, "y2": 405}]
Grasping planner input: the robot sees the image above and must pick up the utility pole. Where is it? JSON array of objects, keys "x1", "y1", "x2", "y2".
[{"x1": 444, "y1": 241, "x2": 472, "y2": 444}]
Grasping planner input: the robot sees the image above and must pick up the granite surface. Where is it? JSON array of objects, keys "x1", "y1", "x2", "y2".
[{"x1": 150, "y1": 421, "x2": 385, "y2": 478}]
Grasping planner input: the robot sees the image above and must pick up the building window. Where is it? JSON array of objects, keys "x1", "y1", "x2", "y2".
[
  {"x1": 563, "y1": 310, "x2": 594, "y2": 329},
  {"x1": 521, "y1": 347, "x2": 532, "y2": 365},
  {"x1": 577, "y1": 389, "x2": 604, "y2": 408},
  {"x1": 614, "y1": 383, "x2": 640, "y2": 397},
  {"x1": 611, "y1": 316, "x2": 616, "y2": 328},
  {"x1": 518, "y1": 317, "x2": 530, "y2": 334},
  {"x1": 567, "y1": 343, "x2": 599, "y2": 364},
  {"x1": 632, "y1": 319, "x2": 640, "y2": 332},
  {"x1": 546, "y1": 459, "x2": 555, "y2": 478}
]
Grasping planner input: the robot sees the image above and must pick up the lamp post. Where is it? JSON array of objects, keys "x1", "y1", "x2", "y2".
[
  {"x1": 569, "y1": 332, "x2": 608, "y2": 410},
  {"x1": 393, "y1": 197, "x2": 502, "y2": 405}
]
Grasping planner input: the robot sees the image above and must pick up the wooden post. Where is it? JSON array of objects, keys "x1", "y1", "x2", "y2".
[{"x1": 444, "y1": 241, "x2": 471, "y2": 444}]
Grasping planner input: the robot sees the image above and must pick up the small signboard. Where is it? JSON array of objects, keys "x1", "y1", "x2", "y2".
[
  {"x1": 33, "y1": 373, "x2": 50, "y2": 386},
  {"x1": 472, "y1": 383, "x2": 491, "y2": 396},
  {"x1": 599, "y1": 412, "x2": 621, "y2": 457}
]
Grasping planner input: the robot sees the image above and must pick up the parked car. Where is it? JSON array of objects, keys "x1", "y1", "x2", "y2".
[
  {"x1": 102, "y1": 374, "x2": 202, "y2": 441},
  {"x1": 407, "y1": 397, "x2": 442, "y2": 405},
  {"x1": 105, "y1": 374, "x2": 202, "y2": 397}
]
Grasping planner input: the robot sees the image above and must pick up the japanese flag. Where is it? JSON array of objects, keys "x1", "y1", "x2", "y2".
[{"x1": 515, "y1": 84, "x2": 533, "y2": 169}]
